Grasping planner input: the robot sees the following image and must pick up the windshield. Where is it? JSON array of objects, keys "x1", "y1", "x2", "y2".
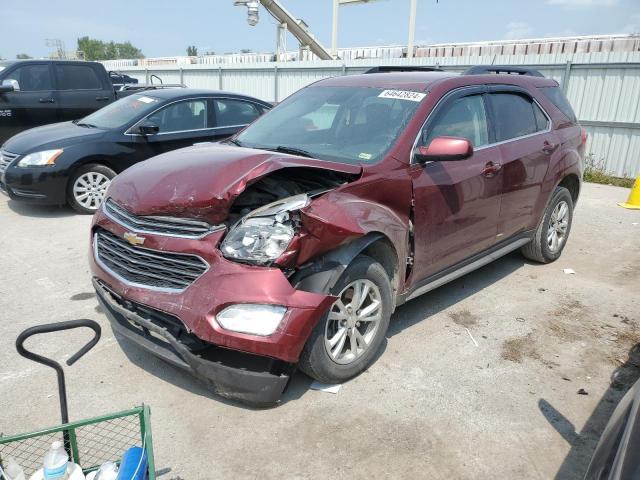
[
  {"x1": 78, "y1": 94, "x2": 161, "y2": 129},
  {"x1": 235, "y1": 86, "x2": 425, "y2": 165}
]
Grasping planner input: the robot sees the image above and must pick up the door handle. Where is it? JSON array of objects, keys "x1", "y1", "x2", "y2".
[
  {"x1": 95, "y1": 96, "x2": 110, "y2": 101},
  {"x1": 542, "y1": 140, "x2": 557, "y2": 154},
  {"x1": 482, "y1": 162, "x2": 502, "y2": 178},
  {"x1": 39, "y1": 98, "x2": 55, "y2": 103}
]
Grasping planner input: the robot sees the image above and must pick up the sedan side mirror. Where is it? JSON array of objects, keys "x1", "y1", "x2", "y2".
[
  {"x1": 136, "y1": 120, "x2": 159, "y2": 135},
  {"x1": 0, "y1": 79, "x2": 19, "y2": 93},
  {"x1": 414, "y1": 136, "x2": 473, "y2": 163}
]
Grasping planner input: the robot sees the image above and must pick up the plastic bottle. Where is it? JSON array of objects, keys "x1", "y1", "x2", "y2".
[
  {"x1": 85, "y1": 462, "x2": 118, "y2": 480},
  {"x1": 43, "y1": 441, "x2": 69, "y2": 480},
  {"x1": 5, "y1": 457, "x2": 26, "y2": 480}
]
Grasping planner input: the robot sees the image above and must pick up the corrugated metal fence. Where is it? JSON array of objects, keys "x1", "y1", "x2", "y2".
[{"x1": 109, "y1": 52, "x2": 640, "y2": 177}]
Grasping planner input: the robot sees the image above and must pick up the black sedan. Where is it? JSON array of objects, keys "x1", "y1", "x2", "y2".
[{"x1": 0, "y1": 88, "x2": 271, "y2": 213}]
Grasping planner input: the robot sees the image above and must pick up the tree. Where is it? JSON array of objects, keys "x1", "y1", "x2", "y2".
[
  {"x1": 240, "y1": 48, "x2": 253, "y2": 54},
  {"x1": 77, "y1": 37, "x2": 144, "y2": 61},
  {"x1": 186, "y1": 45, "x2": 198, "y2": 56},
  {"x1": 16, "y1": 53, "x2": 32, "y2": 59}
]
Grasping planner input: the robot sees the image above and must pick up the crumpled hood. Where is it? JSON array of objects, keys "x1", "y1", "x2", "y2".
[
  {"x1": 107, "y1": 143, "x2": 362, "y2": 224},
  {"x1": 2, "y1": 121, "x2": 106, "y2": 154}
]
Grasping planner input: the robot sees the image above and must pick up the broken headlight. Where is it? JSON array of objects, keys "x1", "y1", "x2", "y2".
[{"x1": 221, "y1": 194, "x2": 309, "y2": 264}]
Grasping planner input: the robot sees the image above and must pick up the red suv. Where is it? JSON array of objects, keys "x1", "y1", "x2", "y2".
[{"x1": 90, "y1": 66, "x2": 585, "y2": 405}]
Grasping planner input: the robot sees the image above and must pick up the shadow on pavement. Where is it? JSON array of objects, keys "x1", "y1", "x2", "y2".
[
  {"x1": 8, "y1": 200, "x2": 75, "y2": 218},
  {"x1": 107, "y1": 251, "x2": 526, "y2": 409},
  {"x1": 539, "y1": 343, "x2": 640, "y2": 480}
]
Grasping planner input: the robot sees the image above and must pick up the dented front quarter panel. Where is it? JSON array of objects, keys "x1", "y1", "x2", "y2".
[{"x1": 294, "y1": 166, "x2": 413, "y2": 279}]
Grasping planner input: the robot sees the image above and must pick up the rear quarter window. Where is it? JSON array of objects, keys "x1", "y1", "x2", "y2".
[{"x1": 538, "y1": 86, "x2": 577, "y2": 123}]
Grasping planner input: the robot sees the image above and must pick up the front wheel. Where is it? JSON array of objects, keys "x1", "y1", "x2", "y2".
[
  {"x1": 67, "y1": 164, "x2": 115, "y2": 214},
  {"x1": 521, "y1": 186, "x2": 574, "y2": 263},
  {"x1": 299, "y1": 255, "x2": 392, "y2": 384}
]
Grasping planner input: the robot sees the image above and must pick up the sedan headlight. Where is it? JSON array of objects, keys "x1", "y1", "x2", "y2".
[
  {"x1": 221, "y1": 194, "x2": 309, "y2": 264},
  {"x1": 216, "y1": 304, "x2": 287, "y2": 336},
  {"x1": 17, "y1": 149, "x2": 63, "y2": 167}
]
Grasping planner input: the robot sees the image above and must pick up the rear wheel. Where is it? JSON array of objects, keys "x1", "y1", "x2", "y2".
[
  {"x1": 521, "y1": 186, "x2": 573, "y2": 263},
  {"x1": 299, "y1": 255, "x2": 392, "y2": 384},
  {"x1": 67, "y1": 164, "x2": 115, "y2": 214}
]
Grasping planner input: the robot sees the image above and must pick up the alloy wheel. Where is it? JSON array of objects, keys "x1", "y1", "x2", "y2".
[
  {"x1": 547, "y1": 200, "x2": 569, "y2": 253},
  {"x1": 73, "y1": 172, "x2": 111, "y2": 211},
  {"x1": 324, "y1": 279, "x2": 382, "y2": 365}
]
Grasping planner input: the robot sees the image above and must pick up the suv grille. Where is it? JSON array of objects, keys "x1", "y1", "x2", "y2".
[
  {"x1": 104, "y1": 199, "x2": 219, "y2": 238},
  {"x1": 95, "y1": 228, "x2": 208, "y2": 291},
  {"x1": 0, "y1": 150, "x2": 18, "y2": 175}
]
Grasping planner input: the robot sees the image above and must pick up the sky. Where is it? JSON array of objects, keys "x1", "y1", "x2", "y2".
[{"x1": 2, "y1": 0, "x2": 640, "y2": 60}]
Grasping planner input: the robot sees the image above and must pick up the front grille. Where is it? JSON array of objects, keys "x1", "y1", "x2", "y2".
[
  {"x1": 104, "y1": 198, "x2": 220, "y2": 238},
  {"x1": 95, "y1": 228, "x2": 208, "y2": 291},
  {"x1": 0, "y1": 150, "x2": 18, "y2": 175}
]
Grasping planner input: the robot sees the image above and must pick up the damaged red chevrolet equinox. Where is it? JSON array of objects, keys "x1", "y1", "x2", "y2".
[{"x1": 90, "y1": 65, "x2": 585, "y2": 405}]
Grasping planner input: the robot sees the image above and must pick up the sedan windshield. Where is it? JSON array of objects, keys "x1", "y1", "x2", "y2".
[
  {"x1": 235, "y1": 86, "x2": 424, "y2": 165},
  {"x1": 78, "y1": 94, "x2": 161, "y2": 129}
]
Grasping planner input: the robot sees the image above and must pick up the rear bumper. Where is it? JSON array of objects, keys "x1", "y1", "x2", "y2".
[{"x1": 94, "y1": 278, "x2": 290, "y2": 406}]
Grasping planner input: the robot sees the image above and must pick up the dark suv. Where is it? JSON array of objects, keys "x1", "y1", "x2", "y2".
[{"x1": 90, "y1": 66, "x2": 585, "y2": 405}]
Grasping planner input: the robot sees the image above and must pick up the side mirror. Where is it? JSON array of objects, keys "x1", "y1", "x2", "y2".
[
  {"x1": 136, "y1": 120, "x2": 159, "y2": 135},
  {"x1": 414, "y1": 136, "x2": 473, "y2": 163},
  {"x1": 0, "y1": 79, "x2": 19, "y2": 93}
]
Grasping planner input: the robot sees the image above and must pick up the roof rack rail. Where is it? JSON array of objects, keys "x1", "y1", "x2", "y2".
[
  {"x1": 364, "y1": 66, "x2": 444, "y2": 74},
  {"x1": 463, "y1": 65, "x2": 545, "y2": 77},
  {"x1": 118, "y1": 84, "x2": 187, "y2": 91}
]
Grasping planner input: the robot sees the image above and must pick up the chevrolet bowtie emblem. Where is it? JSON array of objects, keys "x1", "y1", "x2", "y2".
[{"x1": 123, "y1": 231, "x2": 146, "y2": 246}]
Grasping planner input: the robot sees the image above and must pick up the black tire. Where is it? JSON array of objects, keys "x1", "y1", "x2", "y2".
[
  {"x1": 521, "y1": 186, "x2": 573, "y2": 263},
  {"x1": 299, "y1": 255, "x2": 392, "y2": 384},
  {"x1": 67, "y1": 163, "x2": 116, "y2": 214}
]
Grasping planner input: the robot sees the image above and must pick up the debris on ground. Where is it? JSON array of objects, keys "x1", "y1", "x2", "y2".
[
  {"x1": 577, "y1": 388, "x2": 589, "y2": 395},
  {"x1": 310, "y1": 381, "x2": 342, "y2": 394},
  {"x1": 465, "y1": 328, "x2": 479, "y2": 347},
  {"x1": 563, "y1": 268, "x2": 576, "y2": 274}
]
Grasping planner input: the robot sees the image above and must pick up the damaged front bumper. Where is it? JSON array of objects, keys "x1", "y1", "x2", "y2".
[
  {"x1": 94, "y1": 278, "x2": 291, "y2": 406},
  {"x1": 89, "y1": 210, "x2": 336, "y2": 405}
]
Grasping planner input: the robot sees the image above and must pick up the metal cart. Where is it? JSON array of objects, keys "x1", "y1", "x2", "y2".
[{"x1": 0, "y1": 320, "x2": 155, "y2": 479}]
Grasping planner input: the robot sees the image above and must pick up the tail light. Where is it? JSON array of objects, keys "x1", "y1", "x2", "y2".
[{"x1": 581, "y1": 128, "x2": 588, "y2": 146}]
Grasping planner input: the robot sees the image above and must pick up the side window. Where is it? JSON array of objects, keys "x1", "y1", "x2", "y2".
[
  {"x1": 147, "y1": 100, "x2": 207, "y2": 133},
  {"x1": 5, "y1": 64, "x2": 53, "y2": 92},
  {"x1": 533, "y1": 102, "x2": 550, "y2": 131},
  {"x1": 490, "y1": 93, "x2": 539, "y2": 142},
  {"x1": 54, "y1": 65, "x2": 102, "y2": 90},
  {"x1": 214, "y1": 99, "x2": 260, "y2": 127},
  {"x1": 424, "y1": 94, "x2": 489, "y2": 148}
]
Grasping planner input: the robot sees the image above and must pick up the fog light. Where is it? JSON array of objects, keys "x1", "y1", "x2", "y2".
[{"x1": 216, "y1": 304, "x2": 287, "y2": 336}]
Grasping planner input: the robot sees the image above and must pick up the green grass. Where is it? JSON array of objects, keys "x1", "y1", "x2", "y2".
[{"x1": 584, "y1": 154, "x2": 635, "y2": 188}]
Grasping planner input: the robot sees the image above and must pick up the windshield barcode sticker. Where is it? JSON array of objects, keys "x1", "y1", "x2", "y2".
[{"x1": 378, "y1": 90, "x2": 426, "y2": 102}]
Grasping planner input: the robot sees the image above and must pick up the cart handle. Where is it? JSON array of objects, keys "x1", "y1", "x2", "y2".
[{"x1": 16, "y1": 320, "x2": 101, "y2": 424}]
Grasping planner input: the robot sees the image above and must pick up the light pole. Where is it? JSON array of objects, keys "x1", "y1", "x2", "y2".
[
  {"x1": 332, "y1": 0, "x2": 382, "y2": 58},
  {"x1": 332, "y1": 0, "x2": 423, "y2": 59},
  {"x1": 407, "y1": 0, "x2": 417, "y2": 58}
]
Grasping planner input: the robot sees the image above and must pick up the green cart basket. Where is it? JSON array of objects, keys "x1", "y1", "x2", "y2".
[{"x1": 0, "y1": 320, "x2": 155, "y2": 479}]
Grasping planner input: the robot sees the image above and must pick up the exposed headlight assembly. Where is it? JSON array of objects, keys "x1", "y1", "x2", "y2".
[
  {"x1": 17, "y1": 149, "x2": 63, "y2": 167},
  {"x1": 221, "y1": 193, "x2": 309, "y2": 264}
]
